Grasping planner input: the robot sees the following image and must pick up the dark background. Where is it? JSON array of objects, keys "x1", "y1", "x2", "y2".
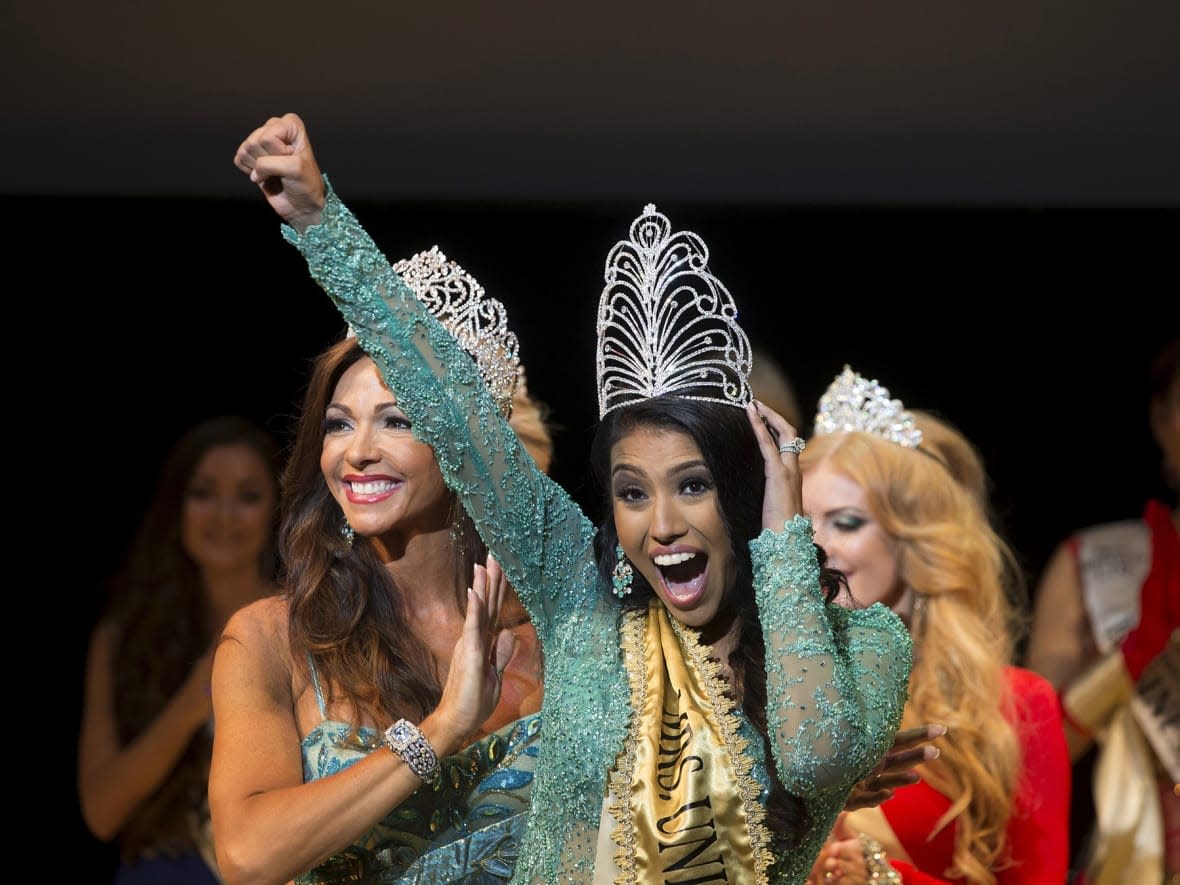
[
  {"x1": 53, "y1": 192, "x2": 1175, "y2": 874},
  {"x1": 6, "y1": 0, "x2": 1176, "y2": 875}
]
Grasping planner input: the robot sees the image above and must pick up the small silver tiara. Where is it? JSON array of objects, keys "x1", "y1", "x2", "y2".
[
  {"x1": 596, "y1": 204, "x2": 752, "y2": 418},
  {"x1": 388, "y1": 245, "x2": 521, "y2": 418},
  {"x1": 813, "y1": 365, "x2": 923, "y2": 448}
]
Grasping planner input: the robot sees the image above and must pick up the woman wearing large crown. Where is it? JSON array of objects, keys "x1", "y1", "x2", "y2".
[
  {"x1": 799, "y1": 368, "x2": 1072, "y2": 884},
  {"x1": 215, "y1": 111, "x2": 913, "y2": 885}
]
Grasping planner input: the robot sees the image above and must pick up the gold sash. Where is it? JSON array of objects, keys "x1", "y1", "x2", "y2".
[{"x1": 606, "y1": 599, "x2": 773, "y2": 884}]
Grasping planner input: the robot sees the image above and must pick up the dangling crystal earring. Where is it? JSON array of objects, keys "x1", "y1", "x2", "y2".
[
  {"x1": 611, "y1": 543, "x2": 633, "y2": 597},
  {"x1": 340, "y1": 520, "x2": 356, "y2": 547}
]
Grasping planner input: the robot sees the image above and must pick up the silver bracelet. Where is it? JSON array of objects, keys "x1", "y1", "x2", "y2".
[
  {"x1": 382, "y1": 718, "x2": 440, "y2": 784},
  {"x1": 858, "y1": 832, "x2": 902, "y2": 884}
]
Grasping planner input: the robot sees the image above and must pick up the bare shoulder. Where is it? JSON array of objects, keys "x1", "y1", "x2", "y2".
[
  {"x1": 223, "y1": 594, "x2": 289, "y2": 643},
  {"x1": 214, "y1": 594, "x2": 295, "y2": 705},
  {"x1": 218, "y1": 595, "x2": 293, "y2": 674}
]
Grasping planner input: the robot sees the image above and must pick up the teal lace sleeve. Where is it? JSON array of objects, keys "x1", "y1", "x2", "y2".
[
  {"x1": 750, "y1": 517, "x2": 911, "y2": 884},
  {"x1": 279, "y1": 180, "x2": 598, "y2": 628},
  {"x1": 750, "y1": 516, "x2": 911, "y2": 797}
]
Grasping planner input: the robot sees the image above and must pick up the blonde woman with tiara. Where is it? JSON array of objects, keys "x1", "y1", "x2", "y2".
[{"x1": 800, "y1": 367, "x2": 1070, "y2": 885}]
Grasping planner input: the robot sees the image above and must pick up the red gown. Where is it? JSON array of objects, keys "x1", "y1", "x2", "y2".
[{"x1": 881, "y1": 667, "x2": 1071, "y2": 883}]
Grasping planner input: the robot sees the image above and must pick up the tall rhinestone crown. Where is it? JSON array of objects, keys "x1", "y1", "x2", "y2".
[
  {"x1": 813, "y1": 365, "x2": 923, "y2": 448},
  {"x1": 392, "y1": 246, "x2": 521, "y2": 418},
  {"x1": 596, "y1": 204, "x2": 752, "y2": 418}
]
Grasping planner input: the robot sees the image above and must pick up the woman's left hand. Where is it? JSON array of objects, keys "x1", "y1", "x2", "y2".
[
  {"x1": 745, "y1": 400, "x2": 805, "y2": 532},
  {"x1": 434, "y1": 555, "x2": 517, "y2": 750},
  {"x1": 843, "y1": 723, "x2": 945, "y2": 810}
]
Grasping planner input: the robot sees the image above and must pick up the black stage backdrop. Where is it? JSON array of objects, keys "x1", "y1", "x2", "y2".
[{"x1": 28, "y1": 192, "x2": 1173, "y2": 874}]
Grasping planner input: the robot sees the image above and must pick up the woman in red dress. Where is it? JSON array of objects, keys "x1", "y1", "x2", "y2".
[{"x1": 799, "y1": 367, "x2": 1071, "y2": 885}]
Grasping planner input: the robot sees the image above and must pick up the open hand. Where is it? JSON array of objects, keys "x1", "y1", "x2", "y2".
[{"x1": 436, "y1": 555, "x2": 517, "y2": 747}]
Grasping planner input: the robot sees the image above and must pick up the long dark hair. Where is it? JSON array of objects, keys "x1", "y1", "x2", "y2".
[
  {"x1": 590, "y1": 395, "x2": 843, "y2": 853},
  {"x1": 108, "y1": 415, "x2": 281, "y2": 861},
  {"x1": 279, "y1": 337, "x2": 486, "y2": 727}
]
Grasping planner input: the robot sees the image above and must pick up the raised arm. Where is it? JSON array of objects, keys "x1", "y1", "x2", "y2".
[
  {"x1": 233, "y1": 113, "x2": 597, "y2": 627},
  {"x1": 233, "y1": 113, "x2": 326, "y2": 234},
  {"x1": 745, "y1": 401, "x2": 912, "y2": 798}
]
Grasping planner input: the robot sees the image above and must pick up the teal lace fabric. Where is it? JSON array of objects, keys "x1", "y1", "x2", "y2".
[
  {"x1": 750, "y1": 517, "x2": 913, "y2": 884},
  {"x1": 298, "y1": 714, "x2": 542, "y2": 884},
  {"x1": 280, "y1": 182, "x2": 913, "y2": 884}
]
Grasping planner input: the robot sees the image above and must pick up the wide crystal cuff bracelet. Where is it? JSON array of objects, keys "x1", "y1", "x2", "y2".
[
  {"x1": 858, "y1": 832, "x2": 902, "y2": 884},
  {"x1": 382, "y1": 718, "x2": 440, "y2": 784}
]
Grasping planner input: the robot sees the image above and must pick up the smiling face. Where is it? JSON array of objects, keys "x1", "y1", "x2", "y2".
[
  {"x1": 801, "y1": 460, "x2": 912, "y2": 620},
  {"x1": 181, "y1": 443, "x2": 276, "y2": 574},
  {"x1": 320, "y1": 357, "x2": 451, "y2": 550},
  {"x1": 610, "y1": 426, "x2": 735, "y2": 630}
]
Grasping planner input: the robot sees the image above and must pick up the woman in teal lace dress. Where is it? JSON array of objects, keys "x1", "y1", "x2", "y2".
[{"x1": 218, "y1": 112, "x2": 913, "y2": 885}]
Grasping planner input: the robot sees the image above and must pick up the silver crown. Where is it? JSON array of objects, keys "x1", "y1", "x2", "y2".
[
  {"x1": 596, "y1": 204, "x2": 752, "y2": 418},
  {"x1": 390, "y1": 246, "x2": 521, "y2": 418},
  {"x1": 813, "y1": 365, "x2": 923, "y2": 448}
]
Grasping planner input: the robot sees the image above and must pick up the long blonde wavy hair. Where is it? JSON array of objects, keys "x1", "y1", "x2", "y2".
[{"x1": 800, "y1": 411, "x2": 1024, "y2": 885}]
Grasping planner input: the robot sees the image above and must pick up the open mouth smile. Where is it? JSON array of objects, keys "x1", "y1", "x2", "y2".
[{"x1": 653, "y1": 551, "x2": 709, "y2": 606}]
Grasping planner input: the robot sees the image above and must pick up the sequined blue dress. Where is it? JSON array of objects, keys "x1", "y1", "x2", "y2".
[{"x1": 297, "y1": 658, "x2": 541, "y2": 883}]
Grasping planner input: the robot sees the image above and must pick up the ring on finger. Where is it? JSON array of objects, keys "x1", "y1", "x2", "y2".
[{"x1": 778, "y1": 437, "x2": 806, "y2": 455}]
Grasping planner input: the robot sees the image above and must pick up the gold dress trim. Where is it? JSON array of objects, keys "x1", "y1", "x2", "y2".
[
  {"x1": 606, "y1": 600, "x2": 774, "y2": 884},
  {"x1": 668, "y1": 613, "x2": 775, "y2": 881},
  {"x1": 606, "y1": 606, "x2": 645, "y2": 884}
]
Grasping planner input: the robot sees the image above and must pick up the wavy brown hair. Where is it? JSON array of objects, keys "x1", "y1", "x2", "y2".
[
  {"x1": 279, "y1": 338, "x2": 487, "y2": 727},
  {"x1": 107, "y1": 415, "x2": 281, "y2": 861}
]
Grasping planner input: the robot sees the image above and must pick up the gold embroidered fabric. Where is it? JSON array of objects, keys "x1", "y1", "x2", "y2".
[{"x1": 608, "y1": 601, "x2": 771, "y2": 884}]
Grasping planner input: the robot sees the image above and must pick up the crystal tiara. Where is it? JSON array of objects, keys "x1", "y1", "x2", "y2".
[
  {"x1": 596, "y1": 204, "x2": 752, "y2": 418},
  {"x1": 391, "y1": 246, "x2": 521, "y2": 418},
  {"x1": 813, "y1": 365, "x2": 923, "y2": 448}
]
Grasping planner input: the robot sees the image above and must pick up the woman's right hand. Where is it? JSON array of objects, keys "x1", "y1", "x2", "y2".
[
  {"x1": 433, "y1": 555, "x2": 518, "y2": 751},
  {"x1": 233, "y1": 112, "x2": 326, "y2": 233}
]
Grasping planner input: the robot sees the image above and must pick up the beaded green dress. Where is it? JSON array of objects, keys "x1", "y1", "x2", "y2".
[{"x1": 278, "y1": 180, "x2": 913, "y2": 884}]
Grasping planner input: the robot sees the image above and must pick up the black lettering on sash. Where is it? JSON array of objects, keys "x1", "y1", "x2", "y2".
[
  {"x1": 654, "y1": 694, "x2": 727, "y2": 883},
  {"x1": 658, "y1": 801, "x2": 727, "y2": 882},
  {"x1": 658, "y1": 798, "x2": 715, "y2": 837},
  {"x1": 657, "y1": 707, "x2": 704, "y2": 796}
]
